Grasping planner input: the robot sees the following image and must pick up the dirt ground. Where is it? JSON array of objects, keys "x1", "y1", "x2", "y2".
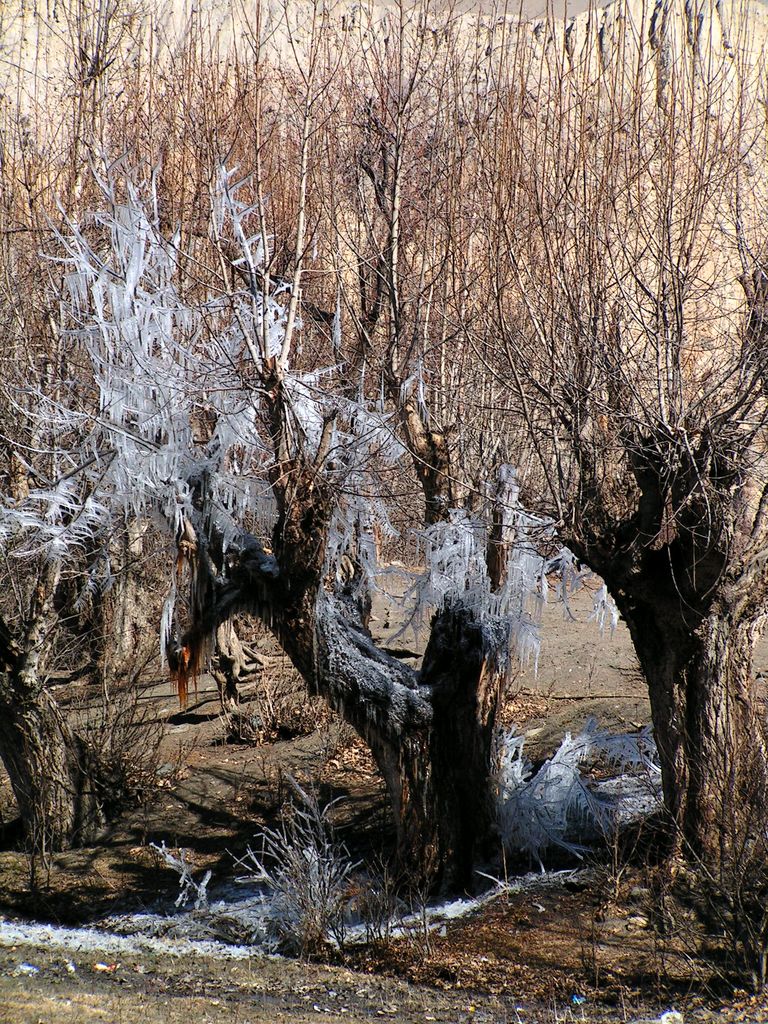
[
  {"x1": 4, "y1": 584, "x2": 768, "y2": 1023},
  {"x1": 0, "y1": 943, "x2": 507, "y2": 1024}
]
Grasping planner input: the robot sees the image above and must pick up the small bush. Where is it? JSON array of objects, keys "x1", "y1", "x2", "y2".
[
  {"x1": 354, "y1": 857, "x2": 405, "y2": 945},
  {"x1": 80, "y1": 685, "x2": 165, "y2": 812},
  {"x1": 238, "y1": 781, "x2": 358, "y2": 955}
]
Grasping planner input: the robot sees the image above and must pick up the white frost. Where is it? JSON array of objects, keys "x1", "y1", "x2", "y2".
[{"x1": 496, "y1": 719, "x2": 662, "y2": 869}]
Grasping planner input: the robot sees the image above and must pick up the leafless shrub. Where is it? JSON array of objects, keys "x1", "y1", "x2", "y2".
[
  {"x1": 218, "y1": 701, "x2": 266, "y2": 745},
  {"x1": 354, "y1": 856, "x2": 405, "y2": 945},
  {"x1": 237, "y1": 780, "x2": 359, "y2": 955},
  {"x1": 79, "y1": 683, "x2": 165, "y2": 811}
]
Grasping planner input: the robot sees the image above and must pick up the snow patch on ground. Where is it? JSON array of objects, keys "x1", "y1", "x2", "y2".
[
  {"x1": 100, "y1": 886, "x2": 274, "y2": 948},
  {"x1": 0, "y1": 868, "x2": 593, "y2": 960},
  {"x1": 0, "y1": 915, "x2": 260, "y2": 960}
]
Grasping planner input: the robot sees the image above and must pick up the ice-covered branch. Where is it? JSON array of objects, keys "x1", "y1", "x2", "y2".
[
  {"x1": 495, "y1": 719, "x2": 661, "y2": 869},
  {"x1": 151, "y1": 841, "x2": 212, "y2": 910}
]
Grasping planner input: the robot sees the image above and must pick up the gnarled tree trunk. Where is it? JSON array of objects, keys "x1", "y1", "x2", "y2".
[
  {"x1": 272, "y1": 461, "x2": 506, "y2": 889},
  {"x1": 578, "y1": 532, "x2": 768, "y2": 868},
  {"x1": 683, "y1": 609, "x2": 768, "y2": 850},
  {"x1": 176, "y1": 456, "x2": 506, "y2": 890}
]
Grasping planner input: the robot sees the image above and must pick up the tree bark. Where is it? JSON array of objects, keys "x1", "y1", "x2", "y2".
[
  {"x1": 0, "y1": 683, "x2": 105, "y2": 851},
  {"x1": 421, "y1": 605, "x2": 506, "y2": 887},
  {"x1": 682, "y1": 610, "x2": 767, "y2": 854},
  {"x1": 212, "y1": 622, "x2": 245, "y2": 712},
  {"x1": 0, "y1": 599, "x2": 107, "y2": 851},
  {"x1": 557, "y1": 386, "x2": 768, "y2": 869},
  {"x1": 486, "y1": 465, "x2": 519, "y2": 592},
  {"x1": 597, "y1": 560, "x2": 768, "y2": 865}
]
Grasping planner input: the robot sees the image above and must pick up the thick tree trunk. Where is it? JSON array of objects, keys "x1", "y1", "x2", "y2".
[
  {"x1": 421, "y1": 605, "x2": 505, "y2": 887},
  {"x1": 312, "y1": 594, "x2": 504, "y2": 889},
  {"x1": 567, "y1": 429, "x2": 768, "y2": 869},
  {"x1": 683, "y1": 612, "x2": 767, "y2": 853},
  {"x1": 288, "y1": 459, "x2": 506, "y2": 888},
  {"x1": 265, "y1": 590, "x2": 503, "y2": 890},
  {"x1": 615, "y1": 593, "x2": 693, "y2": 829},
  {"x1": 0, "y1": 683, "x2": 105, "y2": 851},
  {"x1": 613, "y1": 585, "x2": 768, "y2": 864}
]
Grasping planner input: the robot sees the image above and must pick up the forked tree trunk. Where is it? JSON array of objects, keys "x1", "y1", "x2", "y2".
[
  {"x1": 313, "y1": 594, "x2": 504, "y2": 889},
  {"x1": 393, "y1": 389, "x2": 455, "y2": 525},
  {"x1": 274, "y1": 466, "x2": 504, "y2": 888},
  {"x1": 179, "y1": 456, "x2": 505, "y2": 890}
]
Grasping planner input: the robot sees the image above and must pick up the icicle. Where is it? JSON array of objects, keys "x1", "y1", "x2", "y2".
[
  {"x1": 589, "y1": 583, "x2": 619, "y2": 636},
  {"x1": 416, "y1": 359, "x2": 429, "y2": 426},
  {"x1": 160, "y1": 574, "x2": 178, "y2": 669},
  {"x1": 332, "y1": 290, "x2": 342, "y2": 356}
]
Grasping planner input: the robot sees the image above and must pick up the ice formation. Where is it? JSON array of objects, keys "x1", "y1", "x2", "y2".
[{"x1": 495, "y1": 719, "x2": 662, "y2": 869}]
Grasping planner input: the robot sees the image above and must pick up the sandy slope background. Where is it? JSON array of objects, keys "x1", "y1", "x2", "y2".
[{"x1": 4, "y1": 0, "x2": 768, "y2": 107}]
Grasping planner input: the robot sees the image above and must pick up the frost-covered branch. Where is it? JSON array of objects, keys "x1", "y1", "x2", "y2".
[
  {"x1": 151, "y1": 841, "x2": 212, "y2": 910},
  {"x1": 495, "y1": 719, "x2": 661, "y2": 870}
]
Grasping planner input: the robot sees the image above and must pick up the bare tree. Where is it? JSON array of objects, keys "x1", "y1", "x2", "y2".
[
  {"x1": 320, "y1": 1, "x2": 518, "y2": 527},
  {"x1": 484, "y1": 0, "x2": 768, "y2": 863},
  {"x1": 0, "y1": 0, "x2": 168, "y2": 850}
]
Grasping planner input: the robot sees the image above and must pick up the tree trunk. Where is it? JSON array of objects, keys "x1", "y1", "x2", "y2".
[
  {"x1": 313, "y1": 594, "x2": 504, "y2": 890},
  {"x1": 0, "y1": 574, "x2": 107, "y2": 853},
  {"x1": 392, "y1": 390, "x2": 455, "y2": 525},
  {"x1": 264, "y1": 589, "x2": 504, "y2": 890},
  {"x1": 421, "y1": 604, "x2": 505, "y2": 887},
  {"x1": 683, "y1": 611, "x2": 767, "y2": 854},
  {"x1": 486, "y1": 466, "x2": 519, "y2": 592},
  {"x1": 613, "y1": 585, "x2": 768, "y2": 864},
  {"x1": 212, "y1": 622, "x2": 244, "y2": 712},
  {"x1": 177, "y1": 457, "x2": 505, "y2": 890},
  {"x1": 0, "y1": 682, "x2": 105, "y2": 851},
  {"x1": 614, "y1": 592, "x2": 693, "y2": 830},
  {"x1": 102, "y1": 521, "x2": 155, "y2": 683}
]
